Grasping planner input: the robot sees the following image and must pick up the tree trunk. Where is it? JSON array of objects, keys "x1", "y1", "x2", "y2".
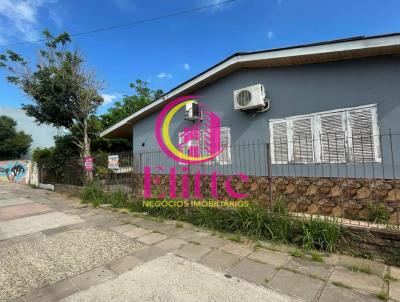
[{"x1": 83, "y1": 118, "x2": 93, "y2": 183}]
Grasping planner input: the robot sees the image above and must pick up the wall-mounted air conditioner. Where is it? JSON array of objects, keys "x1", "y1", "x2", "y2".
[
  {"x1": 185, "y1": 102, "x2": 201, "y2": 121},
  {"x1": 234, "y1": 84, "x2": 266, "y2": 111}
]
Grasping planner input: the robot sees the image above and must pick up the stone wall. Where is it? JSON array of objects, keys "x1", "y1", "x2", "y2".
[{"x1": 135, "y1": 174, "x2": 400, "y2": 224}]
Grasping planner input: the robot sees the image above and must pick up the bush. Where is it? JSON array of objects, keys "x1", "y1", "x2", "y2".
[
  {"x1": 135, "y1": 201, "x2": 343, "y2": 252},
  {"x1": 110, "y1": 187, "x2": 128, "y2": 208},
  {"x1": 368, "y1": 204, "x2": 389, "y2": 224},
  {"x1": 81, "y1": 182, "x2": 107, "y2": 207}
]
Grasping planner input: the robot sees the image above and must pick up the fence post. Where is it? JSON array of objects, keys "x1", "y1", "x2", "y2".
[{"x1": 266, "y1": 143, "x2": 273, "y2": 210}]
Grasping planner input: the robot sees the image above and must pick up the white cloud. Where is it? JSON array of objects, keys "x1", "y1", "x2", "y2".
[
  {"x1": 101, "y1": 93, "x2": 119, "y2": 105},
  {"x1": 157, "y1": 72, "x2": 173, "y2": 79},
  {"x1": 267, "y1": 30, "x2": 274, "y2": 39},
  {"x1": 183, "y1": 63, "x2": 190, "y2": 70},
  {"x1": 0, "y1": 0, "x2": 60, "y2": 44}
]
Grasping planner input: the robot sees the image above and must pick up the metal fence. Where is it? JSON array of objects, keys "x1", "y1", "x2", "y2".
[{"x1": 38, "y1": 130, "x2": 400, "y2": 229}]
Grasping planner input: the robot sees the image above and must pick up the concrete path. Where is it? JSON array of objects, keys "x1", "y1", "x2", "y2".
[{"x1": 0, "y1": 183, "x2": 397, "y2": 302}]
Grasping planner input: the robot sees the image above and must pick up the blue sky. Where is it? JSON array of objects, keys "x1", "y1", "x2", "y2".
[{"x1": 0, "y1": 0, "x2": 399, "y2": 114}]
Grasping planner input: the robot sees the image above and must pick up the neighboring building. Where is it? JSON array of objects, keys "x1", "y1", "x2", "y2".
[
  {"x1": 101, "y1": 33, "x2": 400, "y2": 178},
  {"x1": 0, "y1": 107, "x2": 63, "y2": 159}
]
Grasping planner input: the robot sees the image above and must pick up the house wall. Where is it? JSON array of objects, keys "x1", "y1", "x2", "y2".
[{"x1": 132, "y1": 55, "x2": 400, "y2": 178}]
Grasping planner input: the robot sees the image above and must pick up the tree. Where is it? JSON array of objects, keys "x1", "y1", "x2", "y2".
[
  {"x1": 0, "y1": 116, "x2": 32, "y2": 160},
  {"x1": 100, "y1": 79, "x2": 163, "y2": 129},
  {"x1": 0, "y1": 30, "x2": 104, "y2": 182}
]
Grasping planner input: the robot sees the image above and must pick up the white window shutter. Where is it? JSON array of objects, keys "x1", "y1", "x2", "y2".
[
  {"x1": 292, "y1": 117, "x2": 314, "y2": 163},
  {"x1": 216, "y1": 127, "x2": 231, "y2": 165},
  {"x1": 319, "y1": 113, "x2": 346, "y2": 163},
  {"x1": 347, "y1": 106, "x2": 380, "y2": 163},
  {"x1": 270, "y1": 121, "x2": 289, "y2": 164}
]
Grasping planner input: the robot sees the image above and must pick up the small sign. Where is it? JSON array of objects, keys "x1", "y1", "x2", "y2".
[
  {"x1": 84, "y1": 156, "x2": 94, "y2": 171},
  {"x1": 108, "y1": 155, "x2": 119, "y2": 170}
]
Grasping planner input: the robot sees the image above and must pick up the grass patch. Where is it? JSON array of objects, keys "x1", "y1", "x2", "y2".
[
  {"x1": 331, "y1": 281, "x2": 352, "y2": 289},
  {"x1": 383, "y1": 271, "x2": 398, "y2": 282},
  {"x1": 228, "y1": 234, "x2": 242, "y2": 243},
  {"x1": 175, "y1": 222, "x2": 184, "y2": 228},
  {"x1": 311, "y1": 251, "x2": 324, "y2": 262},
  {"x1": 376, "y1": 290, "x2": 389, "y2": 301},
  {"x1": 81, "y1": 190, "x2": 344, "y2": 253},
  {"x1": 345, "y1": 263, "x2": 373, "y2": 275},
  {"x1": 368, "y1": 204, "x2": 389, "y2": 224},
  {"x1": 290, "y1": 248, "x2": 304, "y2": 258}
]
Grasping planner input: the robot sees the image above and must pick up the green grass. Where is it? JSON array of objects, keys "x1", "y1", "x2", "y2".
[
  {"x1": 81, "y1": 191, "x2": 344, "y2": 253},
  {"x1": 228, "y1": 234, "x2": 243, "y2": 243},
  {"x1": 290, "y1": 248, "x2": 304, "y2": 258},
  {"x1": 376, "y1": 290, "x2": 389, "y2": 301},
  {"x1": 368, "y1": 204, "x2": 390, "y2": 224},
  {"x1": 311, "y1": 251, "x2": 324, "y2": 262},
  {"x1": 383, "y1": 271, "x2": 398, "y2": 282},
  {"x1": 175, "y1": 222, "x2": 184, "y2": 228}
]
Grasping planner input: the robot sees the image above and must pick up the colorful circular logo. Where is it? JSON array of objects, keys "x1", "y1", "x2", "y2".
[{"x1": 155, "y1": 96, "x2": 223, "y2": 165}]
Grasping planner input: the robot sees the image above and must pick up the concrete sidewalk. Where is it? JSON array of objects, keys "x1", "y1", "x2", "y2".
[{"x1": 0, "y1": 183, "x2": 396, "y2": 301}]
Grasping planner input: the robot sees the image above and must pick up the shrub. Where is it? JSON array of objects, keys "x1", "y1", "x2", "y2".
[
  {"x1": 133, "y1": 201, "x2": 343, "y2": 252},
  {"x1": 368, "y1": 204, "x2": 389, "y2": 224},
  {"x1": 110, "y1": 187, "x2": 128, "y2": 208},
  {"x1": 81, "y1": 182, "x2": 106, "y2": 206}
]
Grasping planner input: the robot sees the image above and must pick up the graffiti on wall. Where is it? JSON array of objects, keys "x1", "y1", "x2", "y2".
[{"x1": 0, "y1": 160, "x2": 30, "y2": 184}]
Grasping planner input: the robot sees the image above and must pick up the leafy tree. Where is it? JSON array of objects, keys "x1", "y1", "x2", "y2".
[
  {"x1": 0, "y1": 116, "x2": 32, "y2": 160},
  {"x1": 0, "y1": 30, "x2": 104, "y2": 182},
  {"x1": 100, "y1": 79, "x2": 163, "y2": 129}
]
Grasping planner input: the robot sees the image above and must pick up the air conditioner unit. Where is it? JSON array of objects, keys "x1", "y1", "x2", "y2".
[
  {"x1": 234, "y1": 84, "x2": 266, "y2": 110},
  {"x1": 185, "y1": 102, "x2": 201, "y2": 121}
]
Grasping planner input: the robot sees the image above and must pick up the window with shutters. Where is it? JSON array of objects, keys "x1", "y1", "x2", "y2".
[
  {"x1": 178, "y1": 127, "x2": 231, "y2": 165},
  {"x1": 269, "y1": 104, "x2": 380, "y2": 164}
]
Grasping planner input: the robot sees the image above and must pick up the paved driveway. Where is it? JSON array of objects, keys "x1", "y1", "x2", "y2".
[{"x1": 0, "y1": 183, "x2": 393, "y2": 301}]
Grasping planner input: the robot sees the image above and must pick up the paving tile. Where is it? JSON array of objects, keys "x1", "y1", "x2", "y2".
[
  {"x1": 0, "y1": 212, "x2": 84, "y2": 240},
  {"x1": 176, "y1": 243, "x2": 212, "y2": 261},
  {"x1": 108, "y1": 255, "x2": 144, "y2": 274},
  {"x1": 137, "y1": 232, "x2": 169, "y2": 244},
  {"x1": 123, "y1": 227, "x2": 153, "y2": 238},
  {"x1": 219, "y1": 242, "x2": 252, "y2": 257},
  {"x1": 197, "y1": 235, "x2": 228, "y2": 248},
  {"x1": 155, "y1": 237, "x2": 187, "y2": 251},
  {"x1": 0, "y1": 197, "x2": 32, "y2": 208},
  {"x1": 389, "y1": 278, "x2": 400, "y2": 301},
  {"x1": 284, "y1": 257, "x2": 332, "y2": 279},
  {"x1": 267, "y1": 269, "x2": 324, "y2": 301},
  {"x1": 229, "y1": 258, "x2": 277, "y2": 284},
  {"x1": 320, "y1": 283, "x2": 381, "y2": 302},
  {"x1": 248, "y1": 249, "x2": 291, "y2": 267},
  {"x1": 70, "y1": 266, "x2": 115, "y2": 290},
  {"x1": 41, "y1": 225, "x2": 70, "y2": 236},
  {"x1": 199, "y1": 250, "x2": 240, "y2": 272},
  {"x1": 0, "y1": 203, "x2": 51, "y2": 220},
  {"x1": 135, "y1": 246, "x2": 168, "y2": 262},
  {"x1": 110, "y1": 223, "x2": 138, "y2": 234},
  {"x1": 329, "y1": 266, "x2": 384, "y2": 294},
  {"x1": 337, "y1": 255, "x2": 386, "y2": 276},
  {"x1": 177, "y1": 230, "x2": 212, "y2": 242},
  {"x1": 9, "y1": 232, "x2": 45, "y2": 244},
  {"x1": 22, "y1": 279, "x2": 79, "y2": 302}
]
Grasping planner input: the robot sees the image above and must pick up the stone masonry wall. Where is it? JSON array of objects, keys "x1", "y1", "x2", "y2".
[{"x1": 133, "y1": 174, "x2": 400, "y2": 224}]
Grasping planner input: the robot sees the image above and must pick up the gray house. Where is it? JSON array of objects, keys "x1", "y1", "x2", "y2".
[{"x1": 101, "y1": 34, "x2": 400, "y2": 181}]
